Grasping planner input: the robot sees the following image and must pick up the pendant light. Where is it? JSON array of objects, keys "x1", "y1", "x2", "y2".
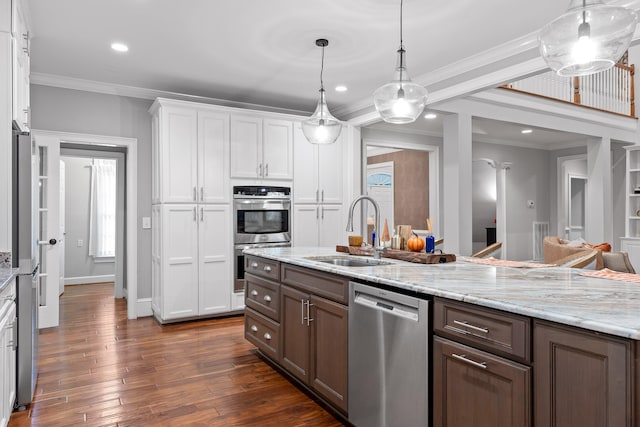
[
  {"x1": 373, "y1": 0, "x2": 427, "y2": 124},
  {"x1": 539, "y1": 0, "x2": 637, "y2": 77},
  {"x1": 302, "y1": 39, "x2": 342, "y2": 145}
]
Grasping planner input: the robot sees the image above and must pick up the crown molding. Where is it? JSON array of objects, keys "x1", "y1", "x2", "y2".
[{"x1": 30, "y1": 72, "x2": 311, "y2": 117}]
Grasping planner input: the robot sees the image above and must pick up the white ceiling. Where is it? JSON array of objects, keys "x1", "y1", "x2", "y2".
[{"x1": 25, "y1": 0, "x2": 615, "y2": 146}]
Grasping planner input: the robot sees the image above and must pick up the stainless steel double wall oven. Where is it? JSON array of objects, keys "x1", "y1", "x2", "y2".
[{"x1": 233, "y1": 186, "x2": 291, "y2": 292}]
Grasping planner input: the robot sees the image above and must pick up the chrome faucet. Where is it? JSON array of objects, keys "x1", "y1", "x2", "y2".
[{"x1": 346, "y1": 195, "x2": 385, "y2": 259}]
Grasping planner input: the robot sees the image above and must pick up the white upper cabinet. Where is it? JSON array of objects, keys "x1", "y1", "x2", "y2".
[
  {"x1": 230, "y1": 115, "x2": 262, "y2": 179},
  {"x1": 293, "y1": 123, "x2": 343, "y2": 204},
  {"x1": 263, "y1": 119, "x2": 293, "y2": 179},
  {"x1": 151, "y1": 99, "x2": 230, "y2": 204},
  {"x1": 198, "y1": 111, "x2": 230, "y2": 203},
  {"x1": 11, "y1": 0, "x2": 30, "y2": 131},
  {"x1": 230, "y1": 115, "x2": 293, "y2": 180}
]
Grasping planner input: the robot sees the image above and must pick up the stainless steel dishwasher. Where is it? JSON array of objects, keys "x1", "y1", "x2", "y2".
[{"x1": 349, "y1": 281, "x2": 429, "y2": 427}]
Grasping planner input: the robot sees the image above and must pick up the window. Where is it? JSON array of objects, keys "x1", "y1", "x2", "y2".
[{"x1": 88, "y1": 159, "x2": 116, "y2": 258}]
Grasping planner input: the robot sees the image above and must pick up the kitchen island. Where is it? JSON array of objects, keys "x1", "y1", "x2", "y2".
[{"x1": 243, "y1": 247, "x2": 640, "y2": 427}]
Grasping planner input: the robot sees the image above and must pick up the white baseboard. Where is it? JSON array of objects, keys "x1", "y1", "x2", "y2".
[
  {"x1": 136, "y1": 298, "x2": 152, "y2": 317},
  {"x1": 65, "y1": 275, "x2": 115, "y2": 285}
]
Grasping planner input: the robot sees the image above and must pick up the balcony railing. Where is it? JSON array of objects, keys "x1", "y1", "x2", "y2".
[{"x1": 501, "y1": 64, "x2": 635, "y2": 118}]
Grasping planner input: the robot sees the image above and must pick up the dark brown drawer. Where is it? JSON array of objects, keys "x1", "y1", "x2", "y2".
[
  {"x1": 281, "y1": 264, "x2": 349, "y2": 305},
  {"x1": 245, "y1": 308, "x2": 280, "y2": 361},
  {"x1": 245, "y1": 256, "x2": 280, "y2": 281},
  {"x1": 434, "y1": 298, "x2": 531, "y2": 363},
  {"x1": 245, "y1": 273, "x2": 280, "y2": 321}
]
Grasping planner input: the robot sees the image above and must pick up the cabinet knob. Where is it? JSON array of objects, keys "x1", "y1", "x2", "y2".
[
  {"x1": 263, "y1": 333, "x2": 272, "y2": 340},
  {"x1": 251, "y1": 290, "x2": 259, "y2": 297},
  {"x1": 263, "y1": 265, "x2": 272, "y2": 273},
  {"x1": 263, "y1": 295, "x2": 272, "y2": 302},
  {"x1": 250, "y1": 262, "x2": 259, "y2": 269},
  {"x1": 250, "y1": 325, "x2": 258, "y2": 332}
]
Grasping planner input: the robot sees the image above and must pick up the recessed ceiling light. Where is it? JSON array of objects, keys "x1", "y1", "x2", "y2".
[
  {"x1": 111, "y1": 42, "x2": 129, "y2": 52},
  {"x1": 335, "y1": 85, "x2": 348, "y2": 92},
  {"x1": 424, "y1": 113, "x2": 437, "y2": 119},
  {"x1": 521, "y1": 129, "x2": 533, "y2": 134}
]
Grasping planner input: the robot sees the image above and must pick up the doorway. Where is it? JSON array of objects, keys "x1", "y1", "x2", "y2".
[
  {"x1": 32, "y1": 130, "x2": 138, "y2": 328},
  {"x1": 60, "y1": 146, "x2": 125, "y2": 298}
]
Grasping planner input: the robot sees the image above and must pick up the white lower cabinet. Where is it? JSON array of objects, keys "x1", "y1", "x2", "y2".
[
  {"x1": 152, "y1": 204, "x2": 233, "y2": 322},
  {"x1": 0, "y1": 279, "x2": 17, "y2": 427},
  {"x1": 293, "y1": 204, "x2": 344, "y2": 247}
]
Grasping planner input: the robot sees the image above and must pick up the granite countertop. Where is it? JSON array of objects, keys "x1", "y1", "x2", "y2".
[
  {"x1": 244, "y1": 247, "x2": 640, "y2": 340},
  {"x1": 0, "y1": 267, "x2": 18, "y2": 293}
]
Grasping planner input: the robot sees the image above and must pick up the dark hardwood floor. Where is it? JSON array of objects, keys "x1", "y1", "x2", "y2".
[{"x1": 9, "y1": 283, "x2": 346, "y2": 426}]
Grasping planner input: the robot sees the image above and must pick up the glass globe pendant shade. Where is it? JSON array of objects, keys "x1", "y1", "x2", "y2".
[
  {"x1": 373, "y1": 47, "x2": 428, "y2": 124},
  {"x1": 302, "y1": 88, "x2": 342, "y2": 145},
  {"x1": 539, "y1": 0, "x2": 637, "y2": 77}
]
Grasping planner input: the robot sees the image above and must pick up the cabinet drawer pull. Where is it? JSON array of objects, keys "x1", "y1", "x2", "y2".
[
  {"x1": 451, "y1": 353, "x2": 487, "y2": 369},
  {"x1": 250, "y1": 325, "x2": 258, "y2": 332},
  {"x1": 251, "y1": 290, "x2": 259, "y2": 297},
  {"x1": 193, "y1": 187, "x2": 197, "y2": 201},
  {"x1": 265, "y1": 163, "x2": 269, "y2": 177},
  {"x1": 316, "y1": 189, "x2": 319, "y2": 202},
  {"x1": 200, "y1": 187, "x2": 204, "y2": 201},
  {"x1": 263, "y1": 332, "x2": 272, "y2": 340},
  {"x1": 263, "y1": 265, "x2": 272, "y2": 273},
  {"x1": 453, "y1": 320, "x2": 490, "y2": 334},
  {"x1": 251, "y1": 262, "x2": 259, "y2": 269},
  {"x1": 321, "y1": 189, "x2": 324, "y2": 202},
  {"x1": 263, "y1": 295, "x2": 272, "y2": 302}
]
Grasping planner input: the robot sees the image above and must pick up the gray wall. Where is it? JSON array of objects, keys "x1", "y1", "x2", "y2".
[
  {"x1": 473, "y1": 142, "x2": 551, "y2": 261},
  {"x1": 31, "y1": 85, "x2": 153, "y2": 298},
  {"x1": 62, "y1": 156, "x2": 115, "y2": 279}
]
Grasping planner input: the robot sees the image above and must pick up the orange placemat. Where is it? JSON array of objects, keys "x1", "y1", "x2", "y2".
[
  {"x1": 579, "y1": 268, "x2": 640, "y2": 283},
  {"x1": 463, "y1": 257, "x2": 555, "y2": 268}
]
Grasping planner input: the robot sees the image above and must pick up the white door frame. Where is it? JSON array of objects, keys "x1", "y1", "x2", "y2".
[
  {"x1": 33, "y1": 130, "x2": 139, "y2": 320},
  {"x1": 362, "y1": 138, "x2": 440, "y2": 238},
  {"x1": 556, "y1": 154, "x2": 587, "y2": 239}
]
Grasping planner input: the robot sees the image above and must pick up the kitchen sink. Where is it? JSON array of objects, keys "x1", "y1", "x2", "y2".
[{"x1": 306, "y1": 256, "x2": 392, "y2": 267}]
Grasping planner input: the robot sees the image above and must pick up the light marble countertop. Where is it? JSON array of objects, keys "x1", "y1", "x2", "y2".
[
  {"x1": 0, "y1": 267, "x2": 18, "y2": 293},
  {"x1": 244, "y1": 247, "x2": 640, "y2": 340}
]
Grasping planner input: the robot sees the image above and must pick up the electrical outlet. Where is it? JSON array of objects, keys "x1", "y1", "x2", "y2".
[{"x1": 77, "y1": 239, "x2": 83, "y2": 247}]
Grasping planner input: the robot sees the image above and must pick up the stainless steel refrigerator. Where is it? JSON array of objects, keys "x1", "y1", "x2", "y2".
[{"x1": 12, "y1": 126, "x2": 39, "y2": 408}]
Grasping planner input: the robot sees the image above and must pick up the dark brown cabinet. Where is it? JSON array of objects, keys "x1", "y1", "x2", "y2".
[
  {"x1": 434, "y1": 337, "x2": 531, "y2": 427},
  {"x1": 244, "y1": 257, "x2": 349, "y2": 415},
  {"x1": 534, "y1": 320, "x2": 633, "y2": 427},
  {"x1": 280, "y1": 284, "x2": 348, "y2": 412},
  {"x1": 434, "y1": 298, "x2": 532, "y2": 427}
]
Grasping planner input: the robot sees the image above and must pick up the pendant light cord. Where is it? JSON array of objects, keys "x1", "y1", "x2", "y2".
[
  {"x1": 319, "y1": 44, "x2": 325, "y2": 91},
  {"x1": 400, "y1": 0, "x2": 404, "y2": 48}
]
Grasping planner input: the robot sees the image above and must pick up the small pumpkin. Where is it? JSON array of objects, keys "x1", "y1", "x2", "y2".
[{"x1": 406, "y1": 232, "x2": 425, "y2": 252}]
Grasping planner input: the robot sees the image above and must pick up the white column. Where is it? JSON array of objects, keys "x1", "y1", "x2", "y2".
[
  {"x1": 586, "y1": 136, "x2": 612, "y2": 243},
  {"x1": 443, "y1": 113, "x2": 473, "y2": 255},
  {"x1": 496, "y1": 164, "x2": 510, "y2": 259}
]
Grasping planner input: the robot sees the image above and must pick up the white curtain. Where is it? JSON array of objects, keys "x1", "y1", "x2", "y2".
[{"x1": 89, "y1": 159, "x2": 116, "y2": 258}]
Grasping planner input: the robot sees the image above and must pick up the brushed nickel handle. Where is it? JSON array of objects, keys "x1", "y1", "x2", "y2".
[
  {"x1": 321, "y1": 206, "x2": 324, "y2": 219},
  {"x1": 321, "y1": 190, "x2": 324, "y2": 202},
  {"x1": 265, "y1": 163, "x2": 269, "y2": 177},
  {"x1": 316, "y1": 207, "x2": 319, "y2": 219},
  {"x1": 316, "y1": 189, "x2": 319, "y2": 202},
  {"x1": 263, "y1": 295, "x2": 272, "y2": 302},
  {"x1": 200, "y1": 207, "x2": 204, "y2": 222},
  {"x1": 453, "y1": 320, "x2": 490, "y2": 334},
  {"x1": 193, "y1": 207, "x2": 197, "y2": 221},
  {"x1": 301, "y1": 299, "x2": 305, "y2": 325},
  {"x1": 200, "y1": 187, "x2": 204, "y2": 201},
  {"x1": 250, "y1": 325, "x2": 258, "y2": 332},
  {"x1": 258, "y1": 163, "x2": 263, "y2": 177},
  {"x1": 251, "y1": 290, "x2": 259, "y2": 297},
  {"x1": 263, "y1": 333, "x2": 272, "y2": 340},
  {"x1": 250, "y1": 262, "x2": 258, "y2": 269},
  {"x1": 193, "y1": 187, "x2": 197, "y2": 201},
  {"x1": 451, "y1": 353, "x2": 487, "y2": 369},
  {"x1": 263, "y1": 265, "x2": 272, "y2": 273},
  {"x1": 305, "y1": 301, "x2": 314, "y2": 326}
]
